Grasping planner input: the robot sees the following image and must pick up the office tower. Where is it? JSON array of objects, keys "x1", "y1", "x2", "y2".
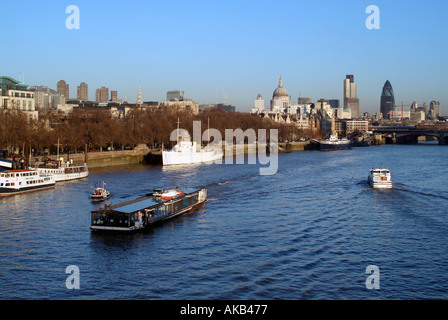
[
  {"x1": 328, "y1": 99, "x2": 340, "y2": 109},
  {"x1": 111, "y1": 90, "x2": 118, "y2": 102},
  {"x1": 95, "y1": 87, "x2": 109, "y2": 102},
  {"x1": 343, "y1": 75, "x2": 359, "y2": 118},
  {"x1": 380, "y1": 80, "x2": 395, "y2": 118},
  {"x1": 254, "y1": 94, "x2": 264, "y2": 111},
  {"x1": 167, "y1": 90, "x2": 185, "y2": 101},
  {"x1": 430, "y1": 100, "x2": 441, "y2": 119},
  {"x1": 57, "y1": 80, "x2": 70, "y2": 98},
  {"x1": 77, "y1": 82, "x2": 88, "y2": 100},
  {"x1": 298, "y1": 97, "x2": 312, "y2": 104}
]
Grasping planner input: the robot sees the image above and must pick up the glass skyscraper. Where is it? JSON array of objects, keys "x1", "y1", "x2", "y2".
[{"x1": 380, "y1": 80, "x2": 395, "y2": 118}]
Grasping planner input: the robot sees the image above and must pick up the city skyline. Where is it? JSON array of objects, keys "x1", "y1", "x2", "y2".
[{"x1": 1, "y1": 1, "x2": 446, "y2": 114}]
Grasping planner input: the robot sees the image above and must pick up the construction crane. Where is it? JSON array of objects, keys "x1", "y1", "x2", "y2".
[
  {"x1": 391, "y1": 101, "x2": 411, "y2": 124},
  {"x1": 215, "y1": 87, "x2": 229, "y2": 106}
]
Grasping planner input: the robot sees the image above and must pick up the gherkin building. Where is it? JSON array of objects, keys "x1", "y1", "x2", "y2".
[{"x1": 381, "y1": 80, "x2": 395, "y2": 118}]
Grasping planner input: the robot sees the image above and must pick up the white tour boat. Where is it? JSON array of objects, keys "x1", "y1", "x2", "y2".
[
  {"x1": 33, "y1": 159, "x2": 89, "y2": 182},
  {"x1": 368, "y1": 168, "x2": 392, "y2": 189},
  {"x1": 0, "y1": 169, "x2": 55, "y2": 196}
]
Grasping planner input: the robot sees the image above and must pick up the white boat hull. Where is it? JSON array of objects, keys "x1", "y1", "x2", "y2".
[
  {"x1": 369, "y1": 181, "x2": 393, "y2": 189},
  {"x1": 368, "y1": 168, "x2": 392, "y2": 189},
  {"x1": 162, "y1": 150, "x2": 223, "y2": 166}
]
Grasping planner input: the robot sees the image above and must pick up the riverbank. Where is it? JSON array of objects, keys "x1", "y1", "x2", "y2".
[
  {"x1": 20, "y1": 139, "x2": 387, "y2": 169},
  {"x1": 34, "y1": 141, "x2": 313, "y2": 168}
]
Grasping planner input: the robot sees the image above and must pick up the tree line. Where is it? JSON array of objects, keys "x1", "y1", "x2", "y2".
[{"x1": 0, "y1": 107, "x2": 324, "y2": 156}]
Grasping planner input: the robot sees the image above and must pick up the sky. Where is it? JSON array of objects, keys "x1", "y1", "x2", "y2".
[{"x1": 1, "y1": 0, "x2": 447, "y2": 114}]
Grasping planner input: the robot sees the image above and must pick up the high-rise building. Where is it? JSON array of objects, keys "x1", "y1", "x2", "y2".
[
  {"x1": 96, "y1": 87, "x2": 109, "y2": 102},
  {"x1": 254, "y1": 94, "x2": 264, "y2": 111},
  {"x1": 343, "y1": 75, "x2": 359, "y2": 118},
  {"x1": 77, "y1": 82, "x2": 88, "y2": 100},
  {"x1": 167, "y1": 90, "x2": 185, "y2": 101},
  {"x1": 430, "y1": 100, "x2": 441, "y2": 119},
  {"x1": 57, "y1": 80, "x2": 69, "y2": 98},
  {"x1": 380, "y1": 80, "x2": 395, "y2": 119},
  {"x1": 328, "y1": 99, "x2": 340, "y2": 109},
  {"x1": 111, "y1": 90, "x2": 118, "y2": 102}
]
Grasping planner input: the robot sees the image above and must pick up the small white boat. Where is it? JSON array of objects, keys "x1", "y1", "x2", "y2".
[
  {"x1": 368, "y1": 168, "x2": 392, "y2": 189},
  {"x1": 91, "y1": 182, "x2": 110, "y2": 202}
]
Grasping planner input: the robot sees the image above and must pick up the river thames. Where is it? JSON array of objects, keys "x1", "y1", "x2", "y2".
[{"x1": 1, "y1": 143, "x2": 448, "y2": 300}]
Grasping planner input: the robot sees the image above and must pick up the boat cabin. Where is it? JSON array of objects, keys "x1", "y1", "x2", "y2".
[{"x1": 91, "y1": 188, "x2": 206, "y2": 232}]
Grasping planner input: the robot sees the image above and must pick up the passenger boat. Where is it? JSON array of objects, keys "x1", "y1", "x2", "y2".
[
  {"x1": 32, "y1": 159, "x2": 88, "y2": 182},
  {"x1": 0, "y1": 169, "x2": 55, "y2": 196},
  {"x1": 162, "y1": 141, "x2": 223, "y2": 166},
  {"x1": 91, "y1": 187, "x2": 207, "y2": 232},
  {"x1": 367, "y1": 168, "x2": 392, "y2": 189},
  {"x1": 319, "y1": 135, "x2": 351, "y2": 151},
  {"x1": 90, "y1": 182, "x2": 110, "y2": 202}
]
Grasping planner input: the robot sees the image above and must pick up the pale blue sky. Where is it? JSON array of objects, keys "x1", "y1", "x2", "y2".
[{"x1": 1, "y1": 0, "x2": 447, "y2": 114}]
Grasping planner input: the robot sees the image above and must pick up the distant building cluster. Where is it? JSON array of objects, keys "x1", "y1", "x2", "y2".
[
  {"x1": 380, "y1": 80, "x2": 441, "y2": 121},
  {"x1": 250, "y1": 75, "x2": 443, "y2": 137},
  {"x1": 0, "y1": 74, "x2": 442, "y2": 135},
  {"x1": 1, "y1": 76, "x2": 238, "y2": 122},
  {"x1": 250, "y1": 75, "x2": 365, "y2": 137}
]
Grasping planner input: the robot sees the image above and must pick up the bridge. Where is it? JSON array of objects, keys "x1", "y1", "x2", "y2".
[{"x1": 370, "y1": 125, "x2": 448, "y2": 144}]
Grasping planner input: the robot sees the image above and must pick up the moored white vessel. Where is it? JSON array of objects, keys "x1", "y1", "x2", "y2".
[
  {"x1": 162, "y1": 118, "x2": 223, "y2": 166},
  {"x1": 33, "y1": 159, "x2": 89, "y2": 182},
  {"x1": 0, "y1": 168, "x2": 55, "y2": 196},
  {"x1": 368, "y1": 168, "x2": 392, "y2": 189},
  {"x1": 162, "y1": 141, "x2": 223, "y2": 166},
  {"x1": 319, "y1": 135, "x2": 351, "y2": 151}
]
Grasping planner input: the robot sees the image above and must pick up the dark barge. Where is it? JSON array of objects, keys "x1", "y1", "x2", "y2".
[{"x1": 91, "y1": 187, "x2": 207, "y2": 232}]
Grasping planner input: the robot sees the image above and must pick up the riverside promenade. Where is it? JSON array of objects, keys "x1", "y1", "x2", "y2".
[
  {"x1": 40, "y1": 144, "x2": 152, "y2": 168},
  {"x1": 34, "y1": 141, "x2": 313, "y2": 169}
]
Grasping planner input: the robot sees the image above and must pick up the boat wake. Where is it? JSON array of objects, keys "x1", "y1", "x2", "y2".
[{"x1": 393, "y1": 183, "x2": 448, "y2": 201}]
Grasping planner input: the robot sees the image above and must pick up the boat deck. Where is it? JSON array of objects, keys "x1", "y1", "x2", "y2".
[{"x1": 101, "y1": 187, "x2": 199, "y2": 214}]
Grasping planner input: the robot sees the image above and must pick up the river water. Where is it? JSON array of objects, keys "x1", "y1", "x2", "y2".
[{"x1": 1, "y1": 143, "x2": 448, "y2": 300}]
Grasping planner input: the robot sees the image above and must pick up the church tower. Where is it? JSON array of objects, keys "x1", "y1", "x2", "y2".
[{"x1": 137, "y1": 82, "x2": 142, "y2": 106}]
